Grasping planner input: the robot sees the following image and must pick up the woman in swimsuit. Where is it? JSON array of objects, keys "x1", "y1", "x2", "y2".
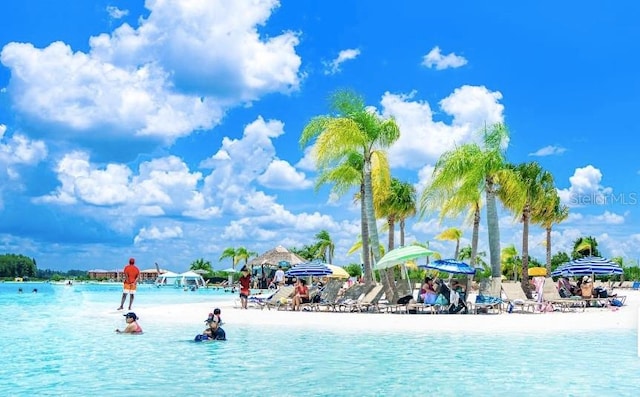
[{"x1": 116, "y1": 312, "x2": 143, "y2": 334}]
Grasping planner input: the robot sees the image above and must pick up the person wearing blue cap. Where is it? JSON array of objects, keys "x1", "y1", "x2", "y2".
[{"x1": 116, "y1": 312, "x2": 143, "y2": 334}]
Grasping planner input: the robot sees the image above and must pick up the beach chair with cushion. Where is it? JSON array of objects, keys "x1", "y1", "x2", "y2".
[
  {"x1": 258, "y1": 285, "x2": 295, "y2": 310},
  {"x1": 339, "y1": 284, "x2": 384, "y2": 312},
  {"x1": 309, "y1": 279, "x2": 345, "y2": 311},
  {"x1": 542, "y1": 278, "x2": 585, "y2": 312},
  {"x1": 323, "y1": 284, "x2": 370, "y2": 312},
  {"x1": 501, "y1": 282, "x2": 539, "y2": 313}
]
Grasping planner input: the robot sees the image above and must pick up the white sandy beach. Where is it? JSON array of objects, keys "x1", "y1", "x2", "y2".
[{"x1": 134, "y1": 287, "x2": 640, "y2": 335}]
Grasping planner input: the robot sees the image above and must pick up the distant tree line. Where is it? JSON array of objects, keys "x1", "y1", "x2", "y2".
[
  {"x1": 0, "y1": 254, "x2": 88, "y2": 280},
  {"x1": 0, "y1": 254, "x2": 37, "y2": 278}
]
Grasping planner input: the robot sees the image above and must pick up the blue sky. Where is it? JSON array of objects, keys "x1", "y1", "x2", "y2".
[{"x1": 1, "y1": 0, "x2": 639, "y2": 272}]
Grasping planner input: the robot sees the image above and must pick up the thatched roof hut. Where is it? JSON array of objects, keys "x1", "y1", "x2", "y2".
[{"x1": 247, "y1": 245, "x2": 306, "y2": 267}]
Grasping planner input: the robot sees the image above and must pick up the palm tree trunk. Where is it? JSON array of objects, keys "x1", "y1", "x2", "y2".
[
  {"x1": 470, "y1": 204, "x2": 480, "y2": 268},
  {"x1": 399, "y1": 219, "x2": 406, "y2": 247},
  {"x1": 454, "y1": 240, "x2": 460, "y2": 261},
  {"x1": 520, "y1": 207, "x2": 531, "y2": 298},
  {"x1": 360, "y1": 185, "x2": 373, "y2": 284},
  {"x1": 386, "y1": 217, "x2": 401, "y2": 302},
  {"x1": 364, "y1": 159, "x2": 382, "y2": 261},
  {"x1": 468, "y1": 205, "x2": 481, "y2": 297},
  {"x1": 485, "y1": 179, "x2": 502, "y2": 296},
  {"x1": 545, "y1": 226, "x2": 552, "y2": 273}
]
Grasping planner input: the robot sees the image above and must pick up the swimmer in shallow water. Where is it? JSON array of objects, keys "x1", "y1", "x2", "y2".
[{"x1": 115, "y1": 312, "x2": 143, "y2": 334}]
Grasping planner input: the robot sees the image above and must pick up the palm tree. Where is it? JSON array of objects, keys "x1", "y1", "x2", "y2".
[
  {"x1": 532, "y1": 190, "x2": 569, "y2": 272},
  {"x1": 392, "y1": 180, "x2": 417, "y2": 248},
  {"x1": 301, "y1": 89, "x2": 400, "y2": 290},
  {"x1": 313, "y1": 230, "x2": 335, "y2": 263},
  {"x1": 435, "y1": 227, "x2": 463, "y2": 260},
  {"x1": 376, "y1": 178, "x2": 417, "y2": 301},
  {"x1": 572, "y1": 236, "x2": 600, "y2": 258},
  {"x1": 314, "y1": 150, "x2": 388, "y2": 283},
  {"x1": 499, "y1": 161, "x2": 554, "y2": 297},
  {"x1": 234, "y1": 247, "x2": 256, "y2": 269},
  {"x1": 190, "y1": 258, "x2": 212, "y2": 273},
  {"x1": 421, "y1": 123, "x2": 510, "y2": 294},
  {"x1": 219, "y1": 247, "x2": 238, "y2": 269},
  {"x1": 501, "y1": 245, "x2": 520, "y2": 281}
]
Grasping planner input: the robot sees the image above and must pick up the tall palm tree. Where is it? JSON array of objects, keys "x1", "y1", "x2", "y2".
[
  {"x1": 393, "y1": 180, "x2": 417, "y2": 248},
  {"x1": 219, "y1": 247, "x2": 238, "y2": 269},
  {"x1": 375, "y1": 178, "x2": 417, "y2": 301},
  {"x1": 435, "y1": 227, "x2": 463, "y2": 260},
  {"x1": 532, "y1": 190, "x2": 569, "y2": 272},
  {"x1": 301, "y1": 89, "x2": 400, "y2": 290},
  {"x1": 499, "y1": 161, "x2": 554, "y2": 297},
  {"x1": 314, "y1": 150, "x2": 389, "y2": 283},
  {"x1": 313, "y1": 230, "x2": 335, "y2": 264},
  {"x1": 421, "y1": 123, "x2": 510, "y2": 294}
]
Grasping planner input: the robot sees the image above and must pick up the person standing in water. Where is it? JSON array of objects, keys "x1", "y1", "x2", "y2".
[{"x1": 118, "y1": 257, "x2": 140, "y2": 310}]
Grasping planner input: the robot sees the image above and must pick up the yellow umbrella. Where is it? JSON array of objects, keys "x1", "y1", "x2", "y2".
[
  {"x1": 528, "y1": 267, "x2": 547, "y2": 277},
  {"x1": 327, "y1": 264, "x2": 350, "y2": 279}
]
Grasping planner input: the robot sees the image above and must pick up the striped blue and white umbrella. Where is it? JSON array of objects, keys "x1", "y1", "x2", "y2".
[
  {"x1": 419, "y1": 259, "x2": 476, "y2": 275},
  {"x1": 285, "y1": 262, "x2": 333, "y2": 277},
  {"x1": 551, "y1": 256, "x2": 623, "y2": 277}
]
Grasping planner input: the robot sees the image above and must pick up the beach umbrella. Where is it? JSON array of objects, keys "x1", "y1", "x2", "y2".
[
  {"x1": 375, "y1": 245, "x2": 435, "y2": 270},
  {"x1": 375, "y1": 245, "x2": 435, "y2": 290},
  {"x1": 528, "y1": 267, "x2": 547, "y2": 277},
  {"x1": 550, "y1": 256, "x2": 623, "y2": 278},
  {"x1": 221, "y1": 267, "x2": 237, "y2": 273},
  {"x1": 285, "y1": 262, "x2": 333, "y2": 277},
  {"x1": 327, "y1": 265, "x2": 350, "y2": 279},
  {"x1": 419, "y1": 259, "x2": 476, "y2": 275}
]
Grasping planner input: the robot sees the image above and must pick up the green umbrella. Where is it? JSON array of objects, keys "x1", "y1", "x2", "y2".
[{"x1": 374, "y1": 245, "x2": 435, "y2": 290}]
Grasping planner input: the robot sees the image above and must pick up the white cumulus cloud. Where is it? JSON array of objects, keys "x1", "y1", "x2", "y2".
[
  {"x1": 380, "y1": 86, "x2": 504, "y2": 169},
  {"x1": 421, "y1": 46, "x2": 467, "y2": 70},
  {"x1": 324, "y1": 48, "x2": 361, "y2": 75},
  {"x1": 529, "y1": 145, "x2": 566, "y2": 156}
]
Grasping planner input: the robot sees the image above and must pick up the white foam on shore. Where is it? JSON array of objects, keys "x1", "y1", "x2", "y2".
[{"x1": 127, "y1": 288, "x2": 640, "y2": 335}]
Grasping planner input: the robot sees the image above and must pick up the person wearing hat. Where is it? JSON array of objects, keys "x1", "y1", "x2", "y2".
[
  {"x1": 116, "y1": 312, "x2": 143, "y2": 334},
  {"x1": 117, "y1": 257, "x2": 140, "y2": 311}
]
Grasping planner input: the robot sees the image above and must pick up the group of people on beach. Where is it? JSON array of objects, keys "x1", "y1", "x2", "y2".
[{"x1": 113, "y1": 257, "x2": 226, "y2": 341}]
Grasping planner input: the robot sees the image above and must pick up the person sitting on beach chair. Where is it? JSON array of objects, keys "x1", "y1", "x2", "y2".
[{"x1": 291, "y1": 279, "x2": 310, "y2": 311}]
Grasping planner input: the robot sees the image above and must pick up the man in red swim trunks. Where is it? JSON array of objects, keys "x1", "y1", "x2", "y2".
[
  {"x1": 238, "y1": 266, "x2": 251, "y2": 309},
  {"x1": 118, "y1": 257, "x2": 140, "y2": 310}
]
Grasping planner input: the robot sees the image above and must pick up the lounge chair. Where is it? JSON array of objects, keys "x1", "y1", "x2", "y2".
[
  {"x1": 321, "y1": 284, "x2": 370, "y2": 312},
  {"x1": 339, "y1": 284, "x2": 384, "y2": 312},
  {"x1": 501, "y1": 282, "x2": 538, "y2": 313},
  {"x1": 542, "y1": 278, "x2": 585, "y2": 312},
  {"x1": 309, "y1": 279, "x2": 344, "y2": 311},
  {"x1": 257, "y1": 285, "x2": 295, "y2": 310}
]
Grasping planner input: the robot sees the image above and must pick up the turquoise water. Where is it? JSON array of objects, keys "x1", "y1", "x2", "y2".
[{"x1": 1, "y1": 282, "x2": 639, "y2": 396}]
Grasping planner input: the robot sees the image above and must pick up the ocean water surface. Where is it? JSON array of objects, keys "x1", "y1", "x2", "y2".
[{"x1": 1, "y1": 282, "x2": 639, "y2": 397}]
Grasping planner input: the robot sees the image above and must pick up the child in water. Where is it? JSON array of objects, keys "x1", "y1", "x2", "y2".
[{"x1": 195, "y1": 308, "x2": 226, "y2": 341}]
